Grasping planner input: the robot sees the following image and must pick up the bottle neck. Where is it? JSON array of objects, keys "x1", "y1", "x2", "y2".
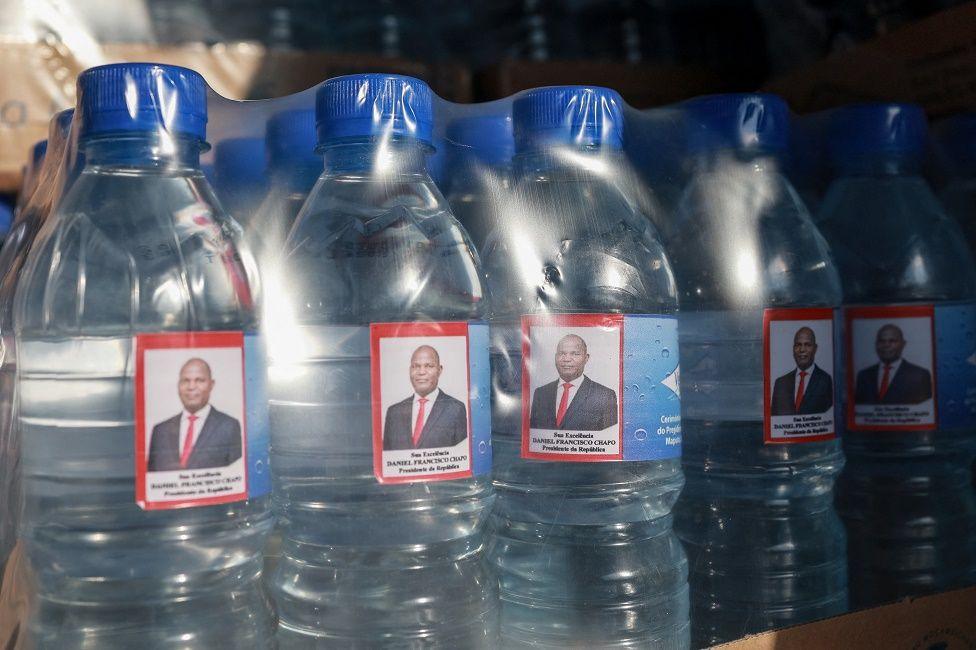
[
  {"x1": 832, "y1": 154, "x2": 922, "y2": 177},
  {"x1": 82, "y1": 133, "x2": 203, "y2": 171},
  {"x1": 320, "y1": 139, "x2": 430, "y2": 177},
  {"x1": 513, "y1": 145, "x2": 626, "y2": 179},
  {"x1": 689, "y1": 150, "x2": 785, "y2": 175},
  {"x1": 270, "y1": 159, "x2": 323, "y2": 192}
]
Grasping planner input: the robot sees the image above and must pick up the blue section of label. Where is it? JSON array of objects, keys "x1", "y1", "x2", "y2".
[
  {"x1": 468, "y1": 322, "x2": 492, "y2": 476},
  {"x1": 244, "y1": 333, "x2": 271, "y2": 498},
  {"x1": 622, "y1": 315, "x2": 681, "y2": 460},
  {"x1": 936, "y1": 303, "x2": 976, "y2": 429}
]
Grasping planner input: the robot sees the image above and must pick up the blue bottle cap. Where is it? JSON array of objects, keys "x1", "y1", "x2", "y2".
[
  {"x1": 682, "y1": 93, "x2": 790, "y2": 154},
  {"x1": 76, "y1": 63, "x2": 208, "y2": 141},
  {"x1": 0, "y1": 197, "x2": 12, "y2": 237},
  {"x1": 266, "y1": 108, "x2": 318, "y2": 169},
  {"x1": 30, "y1": 139, "x2": 48, "y2": 169},
  {"x1": 55, "y1": 108, "x2": 75, "y2": 137},
  {"x1": 316, "y1": 74, "x2": 433, "y2": 146},
  {"x1": 512, "y1": 86, "x2": 624, "y2": 152},
  {"x1": 215, "y1": 137, "x2": 267, "y2": 191},
  {"x1": 446, "y1": 114, "x2": 515, "y2": 167},
  {"x1": 931, "y1": 112, "x2": 976, "y2": 173},
  {"x1": 827, "y1": 103, "x2": 926, "y2": 165}
]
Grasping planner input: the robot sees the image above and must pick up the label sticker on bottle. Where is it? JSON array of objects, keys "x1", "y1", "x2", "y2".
[
  {"x1": 763, "y1": 308, "x2": 837, "y2": 443},
  {"x1": 134, "y1": 331, "x2": 270, "y2": 510},
  {"x1": 520, "y1": 313, "x2": 681, "y2": 462},
  {"x1": 370, "y1": 321, "x2": 491, "y2": 483},
  {"x1": 843, "y1": 304, "x2": 972, "y2": 431}
]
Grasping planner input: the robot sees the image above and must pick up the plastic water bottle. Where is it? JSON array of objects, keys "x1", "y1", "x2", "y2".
[
  {"x1": 482, "y1": 85, "x2": 689, "y2": 649},
  {"x1": 248, "y1": 108, "x2": 319, "y2": 263},
  {"x1": 267, "y1": 73, "x2": 497, "y2": 647},
  {"x1": 932, "y1": 113, "x2": 976, "y2": 251},
  {"x1": 15, "y1": 63, "x2": 274, "y2": 647},
  {"x1": 815, "y1": 103, "x2": 976, "y2": 608},
  {"x1": 214, "y1": 136, "x2": 268, "y2": 229},
  {"x1": 444, "y1": 114, "x2": 514, "y2": 252},
  {"x1": 0, "y1": 109, "x2": 75, "y2": 582},
  {"x1": 668, "y1": 94, "x2": 848, "y2": 647}
]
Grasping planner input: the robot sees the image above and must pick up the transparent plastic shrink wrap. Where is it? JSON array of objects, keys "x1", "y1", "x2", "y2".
[
  {"x1": 0, "y1": 58, "x2": 894, "y2": 649},
  {"x1": 814, "y1": 103, "x2": 976, "y2": 610},
  {"x1": 930, "y1": 113, "x2": 976, "y2": 252}
]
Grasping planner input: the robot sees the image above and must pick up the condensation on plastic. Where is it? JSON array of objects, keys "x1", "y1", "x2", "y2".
[{"x1": 0, "y1": 59, "x2": 968, "y2": 649}]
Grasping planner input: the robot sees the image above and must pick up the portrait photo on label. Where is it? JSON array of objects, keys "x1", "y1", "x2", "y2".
[
  {"x1": 764, "y1": 309, "x2": 836, "y2": 443},
  {"x1": 134, "y1": 332, "x2": 248, "y2": 510},
  {"x1": 522, "y1": 314, "x2": 623, "y2": 461},
  {"x1": 846, "y1": 305, "x2": 937, "y2": 430},
  {"x1": 371, "y1": 322, "x2": 474, "y2": 483}
]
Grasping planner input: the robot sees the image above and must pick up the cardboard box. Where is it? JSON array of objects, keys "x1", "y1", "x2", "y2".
[
  {"x1": 245, "y1": 50, "x2": 471, "y2": 102},
  {"x1": 478, "y1": 59, "x2": 731, "y2": 107},
  {"x1": 766, "y1": 1, "x2": 976, "y2": 116},
  {"x1": 0, "y1": 40, "x2": 264, "y2": 192},
  {"x1": 0, "y1": 41, "x2": 469, "y2": 193},
  {"x1": 718, "y1": 587, "x2": 976, "y2": 649}
]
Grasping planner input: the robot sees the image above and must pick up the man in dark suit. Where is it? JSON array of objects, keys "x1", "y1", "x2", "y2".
[
  {"x1": 855, "y1": 323, "x2": 933, "y2": 405},
  {"x1": 529, "y1": 334, "x2": 618, "y2": 431},
  {"x1": 771, "y1": 326, "x2": 834, "y2": 416},
  {"x1": 147, "y1": 358, "x2": 242, "y2": 471},
  {"x1": 383, "y1": 345, "x2": 469, "y2": 450}
]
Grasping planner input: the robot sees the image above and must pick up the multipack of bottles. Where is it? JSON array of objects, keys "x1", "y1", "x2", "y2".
[{"x1": 0, "y1": 63, "x2": 973, "y2": 650}]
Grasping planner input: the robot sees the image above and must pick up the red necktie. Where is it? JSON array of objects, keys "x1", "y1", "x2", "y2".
[
  {"x1": 180, "y1": 414, "x2": 198, "y2": 468},
  {"x1": 555, "y1": 383, "x2": 573, "y2": 428},
  {"x1": 879, "y1": 364, "x2": 892, "y2": 400},
  {"x1": 794, "y1": 370, "x2": 808, "y2": 412},
  {"x1": 412, "y1": 398, "x2": 429, "y2": 447}
]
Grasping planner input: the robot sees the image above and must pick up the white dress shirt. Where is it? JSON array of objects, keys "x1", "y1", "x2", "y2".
[
  {"x1": 180, "y1": 403, "x2": 212, "y2": 457},
  {"x1": 555, "y1": 375, "x2": 585, "y2": 418},
  {"x1": 794, "y1": 364, "x2": 817, "y2": 400},
  {"x1": 877, "y1": 358, "x2": 902, "y2": 391},
  {"x1": 411, "y1": 388, "x2": 440, "y2": 433}
]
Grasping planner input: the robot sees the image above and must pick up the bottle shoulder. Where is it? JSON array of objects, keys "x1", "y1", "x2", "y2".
[
  {"x1": 16, "y1": 172, "x2": 258, "y2": 335},
  {"x1": 816, "y1": 175, "x2": 976, "y2": 302},
  {"x1": 669, "y1": 170, "x2": 842, "y2": 309}
]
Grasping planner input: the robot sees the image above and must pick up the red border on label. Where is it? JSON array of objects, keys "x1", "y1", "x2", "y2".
[
  {"x1": 762, "y1": 307, "x2": 837, "y2": 444},
  {"x1": 369, "y1": 321, "x2": 474, "y2": 484},
  {"x1": 844, "y1": 304, "x2": 937, "y2": 432},
  {"x1": 520, "y1": 313, "x2": 625, "y2": 462},
  {"x1": 134, "y1": 331, "x2": 249, "y2": 510}
]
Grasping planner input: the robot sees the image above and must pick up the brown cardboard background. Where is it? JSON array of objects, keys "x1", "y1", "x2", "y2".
[
  {"x1": 716, "y1": 587, "x2": 976, "y2": 649},
  {"x1": 766, "y1": 2, "x2": 976, "y2": 116}
]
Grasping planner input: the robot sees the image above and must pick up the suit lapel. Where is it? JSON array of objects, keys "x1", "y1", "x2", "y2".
[
  {"x1": 419, "y1": 394, "x2": 447, "y2": 445},
  {"x1": 801, "y1": 369, "x2": 821, "y2": 408},
  {"x1": 561, "y1": 377, "x2": 592, "y2": 428},
  {"x1": 163, "y1": 417, "x2": 181, "y2": 465},
  {"x1": 187, "y1": 408, "x2": 219, "y2": 465}
]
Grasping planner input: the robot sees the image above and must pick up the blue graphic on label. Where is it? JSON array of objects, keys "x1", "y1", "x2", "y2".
[
  {"x1": 468, "y1": 322, "x2": 493, "y2": 476},
  {"x1": 520, "y1": 313, "x2": 681, "y2": 462},
  {"x1": 244, "y1": 333, "x2": 271, "y2": 498},
  {"x1": 935, "y1": 303, "x2": 976, "y2": 429},
  {"x1": 622, "y1": 315, "x2": 682, "y2": 460}
]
